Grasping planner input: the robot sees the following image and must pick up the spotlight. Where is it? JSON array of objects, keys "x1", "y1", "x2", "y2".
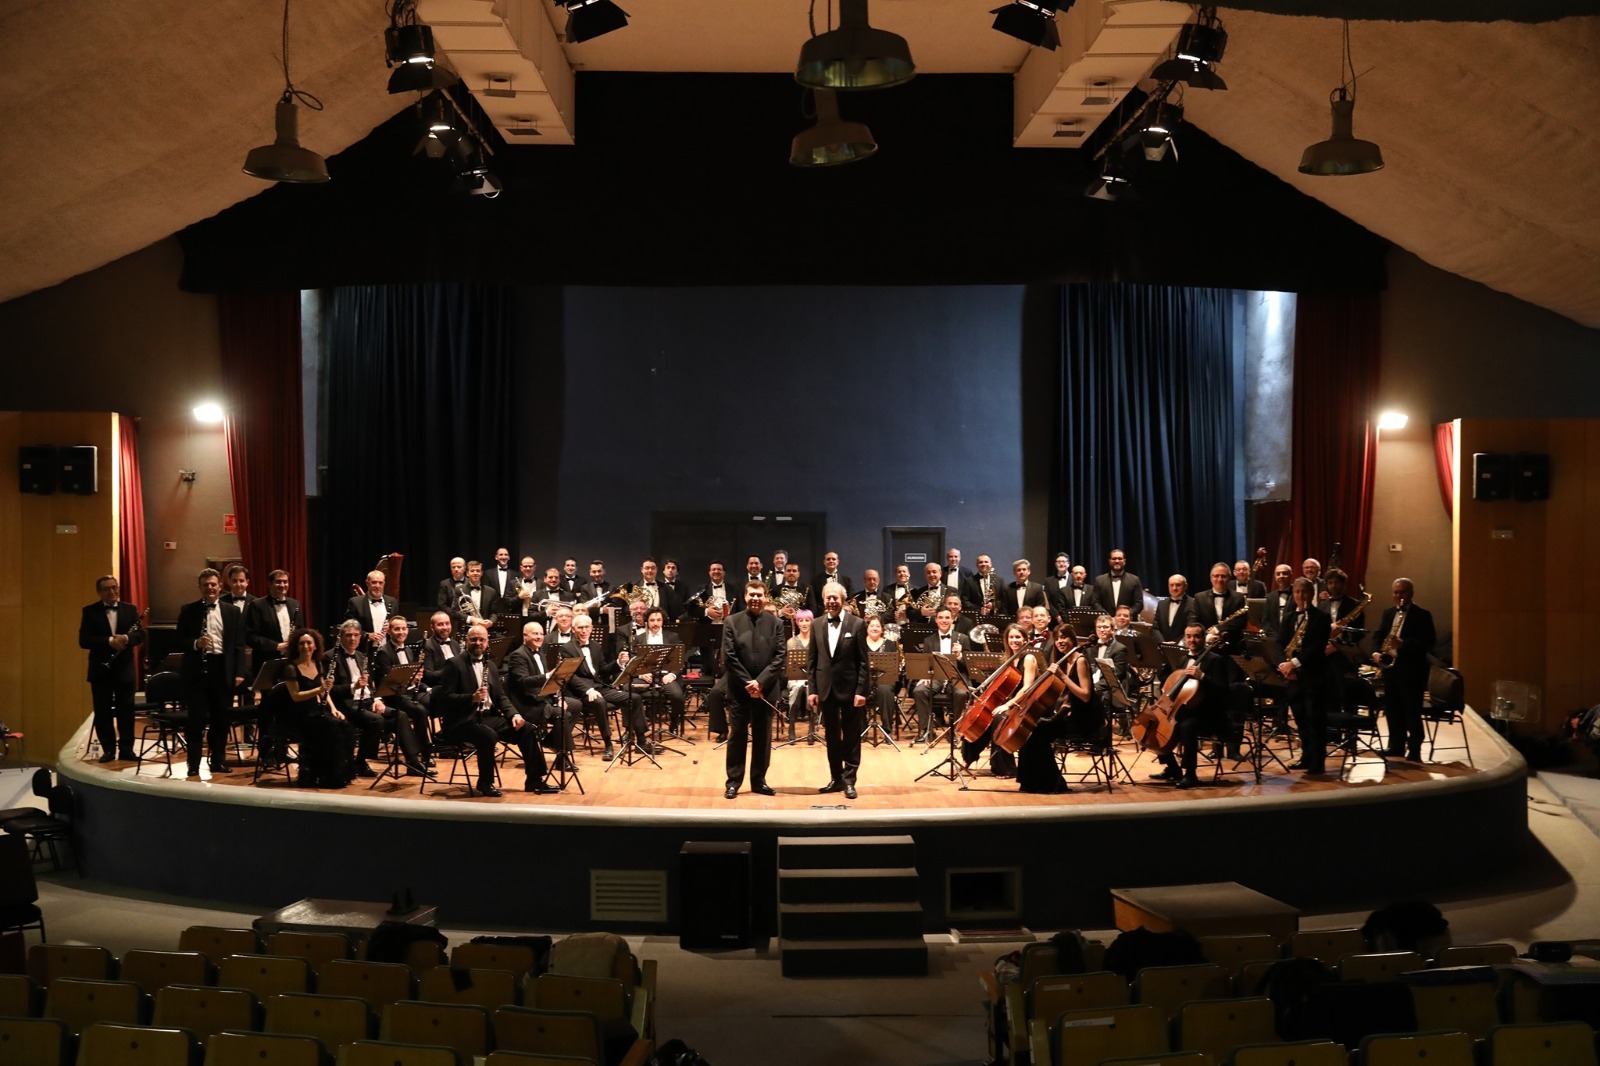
[
  {"x1": 415, "y1": 94, "x2": 458, "y2": 158},
  {"x1": 385, "y1": 5, "x2": 455, "y2": 93},
  {"x1": 450, "y1": 133, "x2": 491, "y2": 178},
  {"x1": 795, "y1": 0, "x2": 915, "y2": 91},
  {"x1": 452, "y1": 172, "x2": 503, "y2": 198},
  {"x1": 242, "y1": 0, "x2": 329, "y2": 183},
  {"x1": 385, "y1": 22, "x2": 434, "y2": 66},
  {"x1": 564, "y1": 0, "x2": 629, "y2": 44},
  {"x1": 990, "y1": 1, "x2": 1067, "y2": 51},
  {"x1": 790, "y1": 90, "x2": 877, "y2": 167},
  {"x1": 1139, "y1": 100, "x2": 1182, "y2": 162},
  {"x1": 1299, "y1": 88, "x2": 1383, "y2": 175},
  {"x1": 1084, "y1": 156, "x2": 1134, "y2": 201},
  {"x1": 1152, "y1": 10, "x2": 1227, "y2": 90}
]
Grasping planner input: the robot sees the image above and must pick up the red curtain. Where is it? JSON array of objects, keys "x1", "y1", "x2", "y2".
[
  {"x1": 117, "y1": 414, "x2": 148, "y2": 678},
  {"x1": 218, "y1": 292, "x2": 310, "y2": 621},
  {"x1": 1433, "y1": 421, "x2": 1456, "y2": 518},
  {"x1": 1280, "y1": 291, "x2": 1382, "y2": 588}
]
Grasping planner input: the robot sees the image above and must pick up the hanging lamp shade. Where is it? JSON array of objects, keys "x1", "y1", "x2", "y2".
[
  {"x1": 790, "y1": 90, "x2": 878, "y2": 167},
  {"x1": 795, "y1": 0, "x2": 914, "y2": 91},
  {"x1": 242, "y1": 96, "x2": 329, "y2": 183},
  {"x1": 1299, "y1": 88, "x2": 1384, "y2": 175}
]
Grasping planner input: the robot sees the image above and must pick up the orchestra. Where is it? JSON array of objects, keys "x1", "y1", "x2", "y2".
[{"x1": 135, "y1": 543, "x2": 1425, "y2": 799}]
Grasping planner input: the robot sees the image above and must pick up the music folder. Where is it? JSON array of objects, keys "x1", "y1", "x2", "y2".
[
  {"x1": 374, "y1": 662, "x2": 421, "y2": 698},
  {"x1": 250, "y1": 661, "x2": 281, "y2": 695},
  {"x1": 538, "y1": 656, "x2": 582, "y2": 698}
]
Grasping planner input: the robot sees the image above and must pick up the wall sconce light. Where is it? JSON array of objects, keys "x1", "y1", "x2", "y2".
[
  {"x1": 193, "y1": 402, "x2": 225, "y2": 424},
  {"x1": 1377, "y1": 410, "x2": 1408, "y2": 431}
]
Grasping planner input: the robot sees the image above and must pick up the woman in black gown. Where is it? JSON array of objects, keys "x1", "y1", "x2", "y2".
[
  {"x1": 996, "y1": 625, "x2": 1093, "y2": 794},
  {"x1": 272, "y1": 627, "x2": 352, "y2": 788}
]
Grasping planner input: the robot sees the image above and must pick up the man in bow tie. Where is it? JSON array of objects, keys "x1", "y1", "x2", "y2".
[
  {"x1": 177, "y1": 568, "x2": 245, "y2": 777},
  {"x1": 79, "y1": 575, "x2": 145, "y2": 762},
  {"x1": 808, "y1": 583, "x2": 870, "y2": 800},
  {"x1": 244, "y1": 569, "x2": 305, "y2": 669},
  {"x1": 345, "y1": 570, "x2": 400, "y2": 646}
]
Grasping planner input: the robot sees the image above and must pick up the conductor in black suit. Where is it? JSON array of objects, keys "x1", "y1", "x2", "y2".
[
  {"x1": 722, "y1": 582, "x2": 783, "y2": 799},
  {"x1": 176, "y1": 568, "x2": 245, "y2": 776},
  {"x1": 808, "y1": 582, "x2": 871, "y2": 799},
  {"x1": 79, "y1": 575, "x2": 145, "y2": 762}
]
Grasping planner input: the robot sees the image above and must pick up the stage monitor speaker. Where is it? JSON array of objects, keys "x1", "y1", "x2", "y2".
[
  {"x1": 58, "y1": 445, "x2": 98, "y2": 495},
  {"x1": 679, "y1": 841, "x2": 750, "y2": 949},
  {"x1": 1515, "y1": 452, "x2": 1550, "y2": 501},
  {"x1": 19, "y1": 445, "x2": 56, "y2": 494},
  {"x1": 1472, "y1": 452, "x2": 1511, "y2": 501}
]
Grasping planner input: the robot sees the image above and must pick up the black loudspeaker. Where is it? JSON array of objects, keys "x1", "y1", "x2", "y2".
[
  {"x1": 1515, "y1": 452, "x2": 1550, "y2": 501},
  {"x1": 679, "y1": 841, "x2": 751, "y2": 949},
  {"x1": 18, "y1": 445, "x2": 56, "y2": 494},
  {"x1": 58, "y1": 445, "x2": 98, "y2": 495},
  {"x1": 1472, "y1": 452, "x2": 1511, "y2": 501}
]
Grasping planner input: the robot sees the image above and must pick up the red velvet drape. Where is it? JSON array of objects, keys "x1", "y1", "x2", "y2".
[
  {"x1": 117, "y1": 414, "x2": 148, "y2": 679},
  {"x1": 218, "y1": 292, "x2": 310, "y2": 622},
  {"x1": 1268, "y1": 292, "x2": 1382, "y2": 588},
  {"x1": 1433, "y1": 421, "x2": 1456, "y2": 518}
]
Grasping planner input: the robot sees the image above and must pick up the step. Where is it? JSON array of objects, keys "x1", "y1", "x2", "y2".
[
  {"x1": 778, "y1": 936, "x2": 930, "y2": 978},
  {"x1": 779, "y1": 900, "x2": 923, "y2": 941},
  {"x1": 778, "y1": 866, "x2": 920, "y2": 905},
  {"x1": 777, "y1": 834, "x2": 916, "y2": 871}
]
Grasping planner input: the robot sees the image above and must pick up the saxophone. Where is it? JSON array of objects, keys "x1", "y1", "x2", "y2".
[{"x1": 1283, "y1": 610, "x2": 1308, "y2": 659}]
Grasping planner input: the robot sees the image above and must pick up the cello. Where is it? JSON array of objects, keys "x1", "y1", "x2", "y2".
[
  {"x1": 993, "y1": 627, "x2": 1085, "y2": 755},
  {"x1": 1133, "y1": 668, "x2": 1198, "y2": 750},
  {"x1": 956, "y1": 632, "x2": 1045, "y2": 743}
]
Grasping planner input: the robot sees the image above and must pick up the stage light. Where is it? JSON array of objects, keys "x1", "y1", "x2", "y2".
[
  {"x1": 990, "y1": 1, "x2": 1067, "y2": 51},
  {"x1": 1300, "y1": 87, "x2": 1383, "y2": 175},
  {"x1": 193, "y1": 402, "x2": 224, "y2": 424},
  {"x1": 1084, "y1": 156, "x2": 1133, "y2": 201},
  {"x1": 1377, "y1": 411, "x2": 1408, "y2": 431},
  {"x1": 790, "y1": 90, "x2": 878, "y2": 167},
  {"x1": 564, "y1": 0, "x2": 629, "y2": 44},
  {"x1": 795, "y1": 0, "x2": 915, "y2": 91},
  {"x1": 416, "y1": 93, "x2": 458, "y2": 159},
  {"x1": 1139, "y1": 100, "x2": 1183, "y2": 162},
  {"x1": 1152, "y1": 8, "x2": 1227, "y2": 91},
  {"x1": 242, "y1": 0, "x2": 330, "y2": 183}
]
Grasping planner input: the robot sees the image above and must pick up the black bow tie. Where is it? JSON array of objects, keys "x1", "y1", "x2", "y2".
[
  {"x1": 273, "y1": 599, "x2": 286, "y2": 606},
  {"x1": 203, "y1": 602, "x2": 216, "y2": 610},
  {"x1": 370, "y1": 598, "x2": 383, "y2": 605},
  {"x1": 828, "y1": 615, "x2": 841, "y2": 626},
  {"x1": 644, "y1": 582, "x2": 656, "y2": 588},
  {"x1": 108, "y1": 603, "x2": 120, "y2": 610}
]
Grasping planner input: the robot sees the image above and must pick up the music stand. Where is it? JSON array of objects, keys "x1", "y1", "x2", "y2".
[
  {"x1": 1066, "y1": 608, "x2": 1100, "y2": 639},
  {"x1": 637, "y1": 643, "x2": 691, "y2": 757},
  {"x1": 913, "y1": 653, "x2": 975, "y2": 784},
  {"x1": 1088, "y1": 666, "x2": 1136, "y2": 785},
  {"x1": 362, "y1": 660, "x2": 426, "y2": 788},
  {"x1": 1229, "y1": 639, "x2": 1293, "y2": 775},
  {"x1": 774, "y1": 648, "x2": 816, "y2": 748},
  {"x1": 539, "y1": 657, "x2": 584, "y2": 793},
  {"x1": 606, "y1": 646, "x2": 670, "y2": 771},
  {"x1": 488, "y1": 634, "x2": 517, "y2": 664},
  {"x1": 863, "y1": 651, "x2": 901, "y2": 750}
]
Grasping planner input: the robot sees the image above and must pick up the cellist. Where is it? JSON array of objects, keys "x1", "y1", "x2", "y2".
[
  {"x1": 1149, "y1": 622, "x2": 1230, "y2": 790},
  {"x1": 993, "y1": 625, "x2": 1094, "y2": 794}
]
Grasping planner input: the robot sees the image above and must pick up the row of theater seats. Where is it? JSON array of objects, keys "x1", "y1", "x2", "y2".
[
  {"x1": 0, "y1": 925, "x2": 656, "y2": 1066},
  {"x1": 982, "y1": 931, "x2": 1600, "y2": 1066}
]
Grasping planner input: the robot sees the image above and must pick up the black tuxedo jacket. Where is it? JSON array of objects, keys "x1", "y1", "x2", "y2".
[
  {"x1": 423, "y1": 635, "x2": 463, "y2": 687},
  {"x1": 1262, "y1": 589, "x2": 1295, "y2": 641},
  {"x1": 325, "y1": 647, "x2": 374, "y2": 714},
  {"x1": 1152, "y1": 596, "x2": 1196, "y2": 643},
  {"x1": 243, "y1": 596, "x2": 305, "y2": 662},
  {"x1": 722, "y1": 607, "x2": 784, "y2": 700},
  {"x1": 436, "y1": 653, "x2": 517, "y2": 730},
  {"x1": 451, "y1": 584, "x2": 501, "y2": 626},
  {"x1": 1323, "y1": 594, "x2": 1367, "y2": 644},
  {"x1": 560, "y1": 573, "x2": 582, "y2": 595},
  {"x1": 1092, "y1": 571, "x2": 1146, "y2": 616},
  {"x1": 345, "y1": 594, "x2": 400, "y2": 636},
  {"x1": 1089, "y1": 638, "x2": 1131, "y2": 686},
  {"x1": 965, "y1": 571, "x2": 1000, "y2": 612},
  {"x1": 489, "y1": 565, "x2": 516, "y2": 599},
  {"x1": 436, "y1": 577, "x2": 463, "y2": 613},
  {"x1": 812, "y1": 571, "x2": 855, "y2": 598},
  {"x1": 79, "y1": 601, "x2": 145, "y2": 685},
  {"x1": 1002, "y1": 580, "x2": 1048, "y2": 616},
  {"x1": 618, "y1": 581, "x2": 685, "y2": 622},
  {"x1": 177, "y1": 598, "x2": 244, "y2": 684},
  {"x1": 1054, "y1": 582, "x2": 1100, "y2": 613},
  {"x1": 1283, "y1": 607, "x2": 1334, "y2": 679},
  {"x1": 1377, "y1": 604, "x2": 1436, "y2": 678},
  {"x1": 371, "y1": 639, "x2": 425, "y2": 690},
  {"x1": 808, "y1": 613, "x2": 871, "y2": 704},
  {"x1": 1165, "y1": 647, "x2": 1231, "y2": 715},
  {"x1": 692, "y1": 582, "x2": 737, "y2": 620},
  {"x1": 220, "y1": 592, "x2": 255, "y2": 612},
  {"x1": 503, "y1": 642, "x2": 556, "y2": 717},
  {"x1": 1232, "y1": 579, "x2": 1268, "y2": 599},
  {"x1": 1192, "y1": 589, "x2": 1248, "y2": 650}
]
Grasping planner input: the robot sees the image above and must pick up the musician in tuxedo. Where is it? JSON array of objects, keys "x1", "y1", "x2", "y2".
[
  {"x1": 1149, "y1": 623, "x2": 1232, "y2": 789},
  {"x1": 1004, "y1": 559, "x2": 1049, "y2": 619},
  {"x1": 244, "y1": 569, "x2": 305, "y2": 669},
  {"x1": 622, "y1": 607, "x2": 687, "y2": 738},
  {"x1": 452, "y1": 560, "x2": 500, "y2": 631},
  {"x1": 768, "y1": 561, "x2": 813, "y2": 619},
  {"x1": 559, "y1": 557, "x2": 583, "y2": 595},
  {"x1": 1152, "y1": 574, "x2": 1196, "y2": 644},
  {"x1": 1042, "y1": 553, "x2": 1074, "y2": 614},
  {"x1": 1320, "y1": 568, "x2": 1368, "y2": 714},
  {"x1": 560, "y1": 613, "x2": 625, "y2": 760},
  {"x1": 508, "y1": 556, "x2": 542, "y2": 619},
  {"x1": 1232, "y1": 559, "x2": 1267, "y2": 599},
  {"x1": 1056, "y1": 564, "x2": 1099, "y2": 613},
  {"x1": 503, "y1": 620, "x2": 578, "y2": 774},
  {"x1": 422, "y1": 610, "x2": 463, "y2": 687},
  {"x1": 1373, "y1": 578, "x2": 1436, "y2": 761},
  {"x1": 1092, "y1": 550, "x2": 1145, "y2": 619},
  {"x1": 722, "y1": 582, "x2": 783, "y2": 798},
  {"x1": 808, "y1": 583, "x2": 871, "y2": 799},
  {"x1": 346, "y1": 570, "x2": 399, "y2": 647},
  {"x1": 176, "y1": 568, "x2": 245, "y2": 776},
  {"x1": 79, "y1": 575, "x2": 145, "y2": 762},
  {"x1": 490, "y1": 547, "x2": 515, "y2": 599},
  {"x1": 220, "y1": 564, "x2": 258, "y2": 717},
  {"x1": 1086, "y1": 614, "x2": 1131, "y2": 728},
  {"x1": 943, "y1": 548, "x2": 974, "y2": 606},
  {"x1": 970, "y1": 555, "x2": 1002, "y2": 618},
  {"x1": 886, "y1": 563, "x2": 914, "y2": 619},
  {"x1": 326, "y1": 620, "x2": 390, "y2": 779},
  {"x1": 368, "y1": 615, "x2": 435, "y2": 776},
  {"x1": 765, "y1": 549, "x2": 789, "y2": 588},
  {"x1": 435, "y1": 623, "x2": 555, "y2": 796},
  {"x1": 909, "y1": 562, "x2": 948, "y2": 624},
  {"x1": 618, "y1": 558, "x2": 684, "y2": 622},
  {"x1": 691, "y1": 561, "x2": 736, "y2": 622},
  {"x1": 1278, "y1": 578, "x2": 1336, "y2": 772},
  {"x1": 221, "y1": 564, "x2": 255, "y2": 609},
  {"x1": 913, "y1": 607, "x2": 972, "y2": 742},
  {"x1": 812, "y1": 550, "x2": 853, "y2": 598},
  {"x1": 1301, "y1": 557, "x2": 1329, "y2": 601},
  {"x1": 610, "y1": 599, "x2": 650, "y2": 660},
  {"x1": 848, "y1": 569, "x2": 892, "y2": 618},
  {"x1": 435, "y1": 557, "x2": 466, "y2": 613},
  {"x1": 661, "y1": 560, "x2": 684, "y2": 602},
  {"x1": 1261, "y1": 564, "x2": 1295, "y2": 641},
  {"x1": 1192, "y1": 563, "x2": 1248, "y2": 655},
  {"x1": 523, "y1": 566, "x2": 575, "y2": 625}
]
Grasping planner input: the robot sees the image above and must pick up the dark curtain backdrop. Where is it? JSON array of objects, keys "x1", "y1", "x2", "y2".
[
  {"x1": 1254, "y1": 292, "x2": 1381, "y2": 586},
  {"x1": 219, "y1": 292, "x2": 311, "y2": 619},
  {"x1": 117, "y1": 414, "x2": 148, "y2": 680},
  {"x1": 1050, "y1": 285, "x2": 1239, "y2": 583},
  {"x1": 320, "y1": 284, "x2": 517, "y2": 625}
]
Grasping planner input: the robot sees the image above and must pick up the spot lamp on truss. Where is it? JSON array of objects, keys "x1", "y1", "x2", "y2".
[
  {"x1": 1152, "y1": 8, "x2": 1227, "y2": 91},
  {"x1": 1084, "y1": 155, "x2": 1134, "y2": 201},
  {"x1": 1139, "y1": 100, "x2": 1182, "y2": 162},
  {"x1": 795, "y1": 0, "x2": 915, "y2": 91},
  {"x1": 990, "y1": 0, "x2": 1069, "y2": 51},
  {"x1": 564, "y1": 0, "x2": 629, "y2": 44},
  {"x1": 789, "y1": 89, "x2": 877, "y2": 167}
]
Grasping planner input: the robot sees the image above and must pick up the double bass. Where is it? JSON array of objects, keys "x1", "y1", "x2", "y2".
[{"x1": 955, "y1": 633, "x2": 1045, "y2": 743}]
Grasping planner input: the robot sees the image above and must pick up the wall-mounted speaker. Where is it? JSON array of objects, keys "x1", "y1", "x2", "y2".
[
  {"x1": 58, "y1": 445, "x2": 98, "y2": 494},
  {"x1": 1515, "y1": 452, "x2": 1550, "y2": 501},
  {"x1": 1472, "y1": 452, "x2": 1511, "y2": 501},
  {"x1": 19, "y1": 445, "x2": 56, "y2": 494}
]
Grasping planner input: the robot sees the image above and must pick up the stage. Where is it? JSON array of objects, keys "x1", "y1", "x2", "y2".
[{"x1": 59, "y1": 708, "x2": 1530, "y2": 934}]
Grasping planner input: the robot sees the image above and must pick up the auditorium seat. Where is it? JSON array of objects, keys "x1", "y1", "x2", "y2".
[
  {"x1": 526, "y1": 975, "x2": 627, "y2": 1028},
  {"x1": 120, "y1": 950, "x2": 214, "y2": 995},
  {"x1": 336, "y1": 1039, "x2": 462, "y2": 1066},
  {"x1": 1133, "y1": 962, "x2": 1232, "y2": 1023},
  {"x1": 1008, "y1": 971, "x2": 1131, "y2": 1063},
  {"x1": 1357, "y1": 1028, "x2": 1475, "y2": 1066},
  {"x1": 1094, "y1": 1054, "x2": 1209, "y2": 1066},
  {"x1": 1484, "y1": 1020, "x2": 1600, "y2": 1065},
  {"x1": 152, "y1": 984, "x2": 261, "y2": 1042},
  {"x1": 450, "y1": 942, "x2": 541, "y2": 977},
  {"x1": 380, "y1": 1000, "x2": 491, "y2": 1061},
  {"x1": 0, "y1": 1014, "x2": 72, "y2": 1066},
  {"x1": 41, "y1": 976, "x2": 149, "y2": 1034},
  {"x1": 265, "y1": 933, "x2": 351, "y2": 971},
  {"x1": 1287, "y1": 929, "x2": 1366, "y2": 965},
  {"x1": 203, "y1": 1029, "x2": 329, "y2": 1066},
  {"x1": 0, "y1": 971, "x2": 41, "y2": 1015},
  {"x1": 77, "y1": 1020, "x2": 198, "y2": 1066},
  {"x1": 484, "y1": 1051, "x2": 598, "y2": 1066},
  {"x1": 1171, "y1": 996, "x2": 1280, "y2": 1060},
  {"x1": 1227, "y1": 1038, "x2": 1347, "y2": 1065},
  {"x1": 314, "y1": 960, "x2": 415, "y2": 1011},
  {"x1": 1198, "y1": 935, "x2": 1284, "y2": 978},
  {"x1": 1401, "y1": 966, "x2": 1500, "y2": 1039},
  {"x1": 1338, "y1": 951, "x2": 1425, "y2": 983},
  {"x1": 177, "y1": 927, "x2": 260, "y2": 965},
  {"x1": 217, "y1": 955, "x2": 312, "y2": 1001},
  {"x1": 491, "y1": 1006, "x2": 606, "y2": 1062},
  {"x1": 1436, "y1": 943, "x2": 1517, "y2": 967},
  {"x1": 418, "y1": 966, "x2": 520, "y2": 1010},
  {"x1": 27, "y1": 943, "x2": 116, "y2": 987},
  {"x1": 264, "y1": 991, "x2": 374, "y2": 1048},
  {"x1": 1046, "y1": 1002, "x2": 1168, "y2": 1066}
]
